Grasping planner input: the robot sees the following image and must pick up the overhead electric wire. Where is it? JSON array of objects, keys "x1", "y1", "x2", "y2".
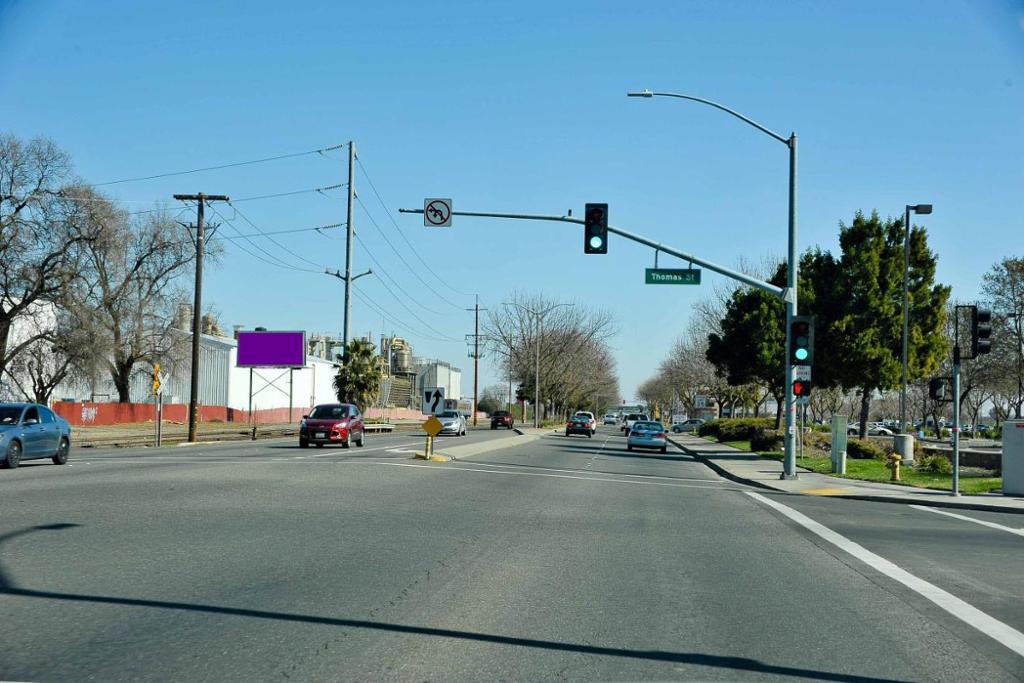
[
  {"x1": 227, "y1": 202, "x2": 328, "y2": 270},
  {"x1": 356, "y1": 157, "x2": 473, "y2": 297},
  {"x1": 215, "y1": 222, "x2": 343, "y2": 239},
  {"x1": 355, "y1": 195, "x2": 464, "y2": 311},
  {"x1": 95, "y1": 142, "x2": 346, "y2": 186},
  {"x1": 207, "y1": 204, "x2": 320, "y2": 273},
  {"x1": 231, "y1": 183, "x2": 347, "y2": 203},
  {"x1": 351, "y1": 287, "x2": 457, "y2": 344},
  {"x1": 353, "y1": 232, "x2": 444, "y2": 317},
  {"x1": 352, "y1": 234, "x2": 459, "y2": 341}
]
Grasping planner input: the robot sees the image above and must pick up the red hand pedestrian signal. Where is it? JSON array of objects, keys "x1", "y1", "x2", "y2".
[{"x1": 792, "y1": 380, "x2": 811, "y2": 397}]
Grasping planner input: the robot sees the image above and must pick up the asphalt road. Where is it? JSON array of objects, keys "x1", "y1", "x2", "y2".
[{"x1": 2, "y1": 425, "x2": 1022, "y2": 681}]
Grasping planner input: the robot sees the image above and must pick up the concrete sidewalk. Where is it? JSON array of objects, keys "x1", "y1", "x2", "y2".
[{"x1": 670, "y1": 433, "x2": 1024, "y2": 514}]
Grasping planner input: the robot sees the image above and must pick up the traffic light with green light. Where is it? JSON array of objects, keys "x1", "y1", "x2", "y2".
[
  {"x1": 790, "y1": 316, "x2": 814, "y2": 366},
  {"x1": 584, "y1": 203, "x2": 608, "y2": 254}
]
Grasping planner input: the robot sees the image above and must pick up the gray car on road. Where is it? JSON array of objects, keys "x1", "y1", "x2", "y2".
[{"x1": 0, "y1": 403, "x2": 73, "y2": 469}]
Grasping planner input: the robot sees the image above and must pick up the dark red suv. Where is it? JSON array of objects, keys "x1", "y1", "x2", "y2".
[
  {"x1": 490, "y1": 410, "x2": 514, "y2": 430},
  {"x1": 300, "y1": 403, "x2": 364, "y2": 448}
]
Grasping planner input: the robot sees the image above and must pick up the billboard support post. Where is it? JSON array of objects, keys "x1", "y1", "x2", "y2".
[
  {"x1": 248, "y1": 368, "x2": 253, "y2": 425},
  {"x1": 288, "y1": 368, "x2": 294, "y2": 424}
]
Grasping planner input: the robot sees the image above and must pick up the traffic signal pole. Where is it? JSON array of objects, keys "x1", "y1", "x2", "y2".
[
  {"x1": 400, "y1": 208, "x2": 785, "y2": 299},
  {"x1": 783, "y1": 134, "x2": 799, "y2": 480}
]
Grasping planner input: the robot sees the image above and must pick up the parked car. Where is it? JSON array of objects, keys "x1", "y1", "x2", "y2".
[
  {"x1": 437, "y1": 409, "x2": 467, "y2": 436},
  {"x1": 573, "y1": 411, "x2": 597, "y2": 435},
  {"x1": 627, "y1": 421, "x2": 668, "y2": 453},
  {"x1": 0, "y1": 403, "x2": 73, "y2": 469},
  {"x1": 565, "y1": 415, "x2": 594, "y2": 438},
  {"x1": 621, "y1": 413, "x2": 650, "y2": 434},
  {"x1": 603, "y1": 413, "x2": 617, "y2": 425},
  {"x1": 490, "y1": 410, "x2": 514, "y2": 430},
  {"x1": 671, "y1": 418, "x2": 705, "y2": 433},
  {"x1": 299, "y1": 403, "x2": 365, "y2": 448}
]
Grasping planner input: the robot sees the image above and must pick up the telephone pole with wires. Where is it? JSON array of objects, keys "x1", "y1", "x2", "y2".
[
  {"x1": 465, "y1": 296, "x2": 486, "y2": 425},
  {"x1": 173, "y1": 192, "x2": 230, "y2": 443},
  {"x1": 343, "y1": 141, "x2": 356, "y2": 363}
]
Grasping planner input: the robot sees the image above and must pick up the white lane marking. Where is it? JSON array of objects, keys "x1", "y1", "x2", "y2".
[
  {"x1": 305, "y1": 442, "x2": 420, "y2": 458},
  {"x1": 910, "y1": 505, "x2": 1024, "y2": 538},
  {"x1": 457, "y1": 460, "x2": 719, "y2": 484},
  {"x1": 365, "y1": 461, "x2": 734, "y2": 490},
  {"x1": 747, "y1": 491, "x2": 1024, "y2": 659}
]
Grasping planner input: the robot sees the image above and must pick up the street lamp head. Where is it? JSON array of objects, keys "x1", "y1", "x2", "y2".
[
  {"x1": 627, "y1": 89, "x2": 654, "y2": 98},
  {"x1": 912, "y1": 204, "x2": 933, "y2": 215}
]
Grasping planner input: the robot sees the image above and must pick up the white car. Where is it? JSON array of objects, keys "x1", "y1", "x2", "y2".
[
  {"x1": 622, "y1": 413, "x2": 650, "y2": 434},
  {"x1": 437, "y1": 409, "x2": 467, "y2": 436},
  {"x1": 603, "y1": 413, "x2": 617, "y2": 425}
]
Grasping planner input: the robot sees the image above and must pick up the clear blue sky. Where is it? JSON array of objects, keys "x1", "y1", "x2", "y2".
[{"x1": 3, "y1": 0, "x2": 1023, "y2": 401}]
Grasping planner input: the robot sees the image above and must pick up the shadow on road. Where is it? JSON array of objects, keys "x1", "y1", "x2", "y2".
[{"x1": 0, "y1": 523, "x2": 906, "y2": 682}]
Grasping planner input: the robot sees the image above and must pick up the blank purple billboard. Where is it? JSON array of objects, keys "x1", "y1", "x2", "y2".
[{"x1": 236, "y1": 331, "x2": 306, "y2": 368}]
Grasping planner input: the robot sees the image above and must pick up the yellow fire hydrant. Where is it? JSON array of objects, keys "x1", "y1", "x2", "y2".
[{"x1": 887, "y1": 452, "x2": 901, "y2": 482}]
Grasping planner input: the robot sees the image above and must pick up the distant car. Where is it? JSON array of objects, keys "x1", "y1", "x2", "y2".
[
  {"x1": 573, "y1": 411, "x2": 597, "y2": 434},
  {"x1": 437, "y1": 409, "x2": 467, "y2": 436},
  {"x1": 565, "y1": 415, "x2": 593, "y2": 438},
  {"x1": 671, "y1": 418, "x2": 705, "y2": 433},
  {"x1": 603, "y1": 413, "x2": 617, "y2": 425},
  {"x1": 300, "y1": 403, "x2": 364, "y2": 448},
  {"x1": 622, "y1": 413, "x2": 650, "y2": 434},
  {"x1": 490, "y1": 410, "x2": 514, "y2": 430},
  {"x1": 0, "y1": 403, "x2": 73, "y2": 469},
  {"x1": 627, "y1": 421, "x2": 668, "y2": 453}
]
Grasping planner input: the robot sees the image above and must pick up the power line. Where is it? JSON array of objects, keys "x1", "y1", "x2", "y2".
[
  {"x1": 353, "y1": 232, "x2": 443, "y2": 317},
  {"x1": 227, "y1": 202, "x2": 328, "y2": 270},
  {"x1": 207, "y1": 204, "x2": 320, "y2": 272},
  {"x1": 356, "y1": 157, "x2": 473, "y2": 297},
  {"x1": 355, "y1": 195, "x2": 464, "y2": 311},
  {"x1": 353, "y1": 234, "x2": 459, "y2": 340},
  {"x1": 231, "y1": 183, "x2": 347, "y2": 203},
  {"x1": 351, "y1": 287, "x2": 457, "y2": 343},
  {"x1": 215, "y1": 222, "x2": 343, "y2": 240},
  {"x1": 95, "y1": 142, "x2": 346, "y2": 186}
]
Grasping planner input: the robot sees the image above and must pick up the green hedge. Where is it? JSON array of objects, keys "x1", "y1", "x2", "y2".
[
  {"x1": 847, "y1": 438, "x2": 886, "y2": 460},
  {"x1": 698, "y1": 418, "x2": 775, "y2": 442},
  {"x1": 750, "y1": 428, "x2": 784, "y2": 452},
  {"x1": 918, "y1": 454, "x2": 952, "y2": 474}
]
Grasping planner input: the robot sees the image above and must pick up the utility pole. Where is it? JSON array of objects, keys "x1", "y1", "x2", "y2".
[
  {"x1": 173, "y1": 192, "x2": 229, "y2": 443},
  {"x1": 467, "y1": 295, "x2": 482, "y2": 426},
  {"x1": 343, "y1": 141, "x2": 356, "y2": 364}
]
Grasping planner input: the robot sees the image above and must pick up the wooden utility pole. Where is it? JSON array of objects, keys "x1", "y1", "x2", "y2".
[
  {"x1": 466, "y1": 296, "x2": 485, "y2": 426},
  {"x1": 173, "y1": 192, "x2": 229, "y2": 442}
]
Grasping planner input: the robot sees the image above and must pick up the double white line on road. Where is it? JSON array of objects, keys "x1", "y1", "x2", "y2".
[{"x1": 748, "y1": 491, "x2": 1024, "y2": 660}]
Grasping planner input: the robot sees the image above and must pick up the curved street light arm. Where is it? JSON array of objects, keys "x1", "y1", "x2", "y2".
[{"x1": 627, "y1": 90, "x2": 790, "y2": 146}]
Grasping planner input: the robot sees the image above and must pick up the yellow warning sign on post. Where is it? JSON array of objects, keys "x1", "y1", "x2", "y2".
[{"x1": 423, "y1": 416, "x2": 443, "y2": 438}]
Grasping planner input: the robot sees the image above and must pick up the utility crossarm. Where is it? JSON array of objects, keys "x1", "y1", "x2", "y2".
[{"x1": 398, "y1": 208, "x2": 785, "y2": 299}]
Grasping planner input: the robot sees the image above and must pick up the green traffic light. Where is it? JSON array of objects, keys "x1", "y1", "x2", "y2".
[
  {"x1": 794, "y1": 348, "x2": 809, "y2": 361},
  {"x1": 589, "y1": 235, "x2": 604, "y2": 249}
]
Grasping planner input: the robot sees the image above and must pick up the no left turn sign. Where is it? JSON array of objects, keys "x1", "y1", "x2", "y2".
[{"x1": 424, "y1": 198, "x2": 452, "y2": 227}]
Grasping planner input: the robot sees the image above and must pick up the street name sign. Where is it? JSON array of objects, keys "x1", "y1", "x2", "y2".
[
  {"x1": 424, "y1": 198, "x2": 452, "y2": 227},
  {"x1": 422, "y1": 386, "x2": 445, "y2": 415},
  {"x1": 645, "y1": 268, "x2": 701, "y2": 285}
]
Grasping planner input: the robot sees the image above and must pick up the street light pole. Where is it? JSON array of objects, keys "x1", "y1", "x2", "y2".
[
  {"x1": 901, "y1": 203, "x2": 933, "y2": 435},
  {"x1": 628, "y1": 89, "x2": 799, "y2": 478}
]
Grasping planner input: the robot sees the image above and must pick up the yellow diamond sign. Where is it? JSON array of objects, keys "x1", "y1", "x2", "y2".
[{"x1": 423, "y1": 416, "x2": 443, "y2": 438}]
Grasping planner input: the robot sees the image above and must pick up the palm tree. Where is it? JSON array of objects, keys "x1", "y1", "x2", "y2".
[{"x1": 333, "y1": 339, "x2": 381, "y2": 409}]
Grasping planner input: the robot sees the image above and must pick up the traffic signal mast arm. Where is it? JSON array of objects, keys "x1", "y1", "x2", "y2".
[{"x1": 398, "y1": 208, "x2": 786, "y2": 299}]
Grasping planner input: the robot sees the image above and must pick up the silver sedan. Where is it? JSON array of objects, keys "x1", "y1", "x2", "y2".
[{"x1": 626, "y1": 421, "x2": 668, "y2": 454}]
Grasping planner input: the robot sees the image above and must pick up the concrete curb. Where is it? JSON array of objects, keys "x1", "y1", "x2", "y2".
[
  {"x1": 668, "y1": 436, "x2": 1024, "y2": 515},
  {"x1": 433, "y1": 430, "x2": 553, "y2": 460},
  {"x1": 667, "y1": 437, "x2": 776, "y2": 491}
]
